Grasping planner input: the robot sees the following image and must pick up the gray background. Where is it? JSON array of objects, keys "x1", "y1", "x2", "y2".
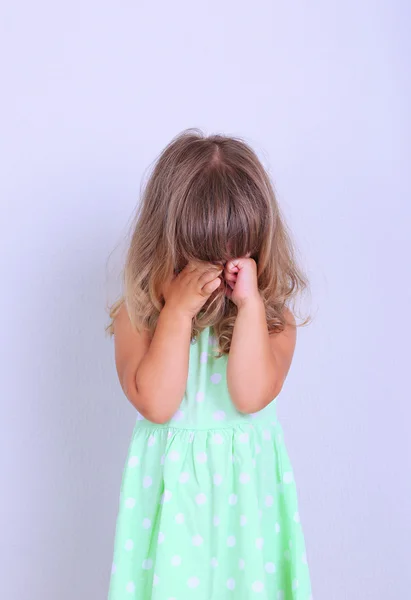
[{"x1": 1, "y1": 1, "x2": 410, "y2": 599}]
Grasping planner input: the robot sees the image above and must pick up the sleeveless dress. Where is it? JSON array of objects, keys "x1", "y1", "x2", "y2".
[{"x1": 108, "y1": 326, "x2": 312, "y2": 599}]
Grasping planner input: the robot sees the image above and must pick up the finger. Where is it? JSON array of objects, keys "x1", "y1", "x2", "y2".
[
  {"x1": 224, "y1": 269, "x2": 237, "y2": 283},
  {"x1": 225, "y1": 259, "x2": 240, "y2": 273},
  {"x1": 202, "y1": 275, "x2": 222, "y2": 295},
  {"x1": 224, "y1": 283, "x2": 232, "y2": 298},
  {"x1": 198, "y1": 266, "x2": 223, "y2": 286}
]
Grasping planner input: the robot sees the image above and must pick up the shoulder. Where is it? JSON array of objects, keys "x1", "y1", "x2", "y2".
[
  {"x1": 268, "y1": 305, "x2": 296, "y2": 338},
  {"x1": 268, "y1": 306, "x2": 297, "y2": 357},
  {"x1": 113, "y1": 303, "x2": 151, "y2": 398},
  {"x1": 113, "y1": 303, "x2": 151, "y2": 354},
  {"x1": 267, "y1": 306, "x2": 297, "y2": 389}
]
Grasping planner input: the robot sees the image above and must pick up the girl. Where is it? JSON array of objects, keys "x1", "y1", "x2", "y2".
[{"x1": 107, "y1": 129, "x2": 312, "y2": 599}]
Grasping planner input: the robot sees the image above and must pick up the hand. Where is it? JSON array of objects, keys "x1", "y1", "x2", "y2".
[
  {"x1": 223, "y1": 252, "x2": 261, "y2": 309},
  {"x1": 162, "y1": 260, "x2": 223, "y2": 319}
]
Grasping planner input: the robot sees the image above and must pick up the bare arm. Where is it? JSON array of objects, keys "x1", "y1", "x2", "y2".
[
  {"x1": 227, "y1": 298, "x2": 297, "y2": 414},
  {"x1": 113, "y1": 261, "x2": 222, "y2": 424},
  {"x1": 113, "y1": 303, "x2": 193, "y2": 424}
]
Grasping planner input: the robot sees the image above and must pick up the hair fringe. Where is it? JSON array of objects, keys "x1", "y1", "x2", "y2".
[{"x1": 106, "y1": 128, "x2": 311, "y2": 354}]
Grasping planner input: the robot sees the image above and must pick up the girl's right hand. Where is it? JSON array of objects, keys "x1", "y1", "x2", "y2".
[{"x1": 162, "y1": 261, "x2": 223, "y2": 319}]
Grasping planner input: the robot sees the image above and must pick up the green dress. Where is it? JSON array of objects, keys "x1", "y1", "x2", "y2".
[{"x1": 108, "y1": 326, "x2": 312, "y2": 599}]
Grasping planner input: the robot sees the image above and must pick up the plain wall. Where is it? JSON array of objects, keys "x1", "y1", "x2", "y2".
[{"x1": 1, "y1": 1, "x2": 410, "y2": 598}]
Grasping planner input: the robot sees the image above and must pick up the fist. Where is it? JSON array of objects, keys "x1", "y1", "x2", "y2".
[{"x1": 223, "y1": 252, "x2": 260, "y2": 308}]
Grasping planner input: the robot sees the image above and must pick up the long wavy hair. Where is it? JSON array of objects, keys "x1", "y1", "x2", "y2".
[{"x1": 106, "y1": 128, "x2": 310, "y2": 356}]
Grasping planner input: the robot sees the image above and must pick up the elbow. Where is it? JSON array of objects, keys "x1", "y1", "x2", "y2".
[
  {"x1": 128, "y1": 391, "x2": 176, "y2": 425},
  {"x1": 140, "y1": 406, "x2": 174, "y2": 425},
  {"x1": 122, "y1": 377, "x2": 171, "y2": 425},
  {"x1": 232, "y1": 380, "x2": 283, "y2": 415}
]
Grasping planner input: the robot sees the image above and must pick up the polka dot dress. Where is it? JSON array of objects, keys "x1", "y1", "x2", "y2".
[{"x1": 108, "y1": 326, "x2": 312, "y2": 599}]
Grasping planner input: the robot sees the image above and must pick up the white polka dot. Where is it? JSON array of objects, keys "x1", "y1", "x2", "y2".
[
  {"x1": 128, "y1": 456, "x2": 139, "y2": 467},
  {"x1": 275, "y1": 522, "x2": 281, "y2": 533},
  {"x1": 213, "y1": 410, "x2": 226, "y2": 421},
  {"x1": 213, "y1": 473, "x2": 223, "y2": 486},
  {"x1": 265, "y1": 562, "x2": 276, "y2": 574},
  {"x1": 209, "y1": 335, "x2": 217, "y2": 346},
  {"x1": 263, "y1": 429, "x2": 271, "y2": 440},
  {"x1": 213, "y1": 515, "x2": 220, "y2": 526},
  {"x1": 143, "y1": 476, "x2": 152, "y2": 488},
  {"x1": 292, "y1": 579, "x2": 299, "y2": 590},
  {"x1": 196, "y1": 492, "x2": 207, "y2": 505},
  {"x1": 160, "y1": 454, "x2": 165, "y2": 465},
  {"x1": 169, "y1": 450, "x2": 180, "y2": 461},
  {"x1": 148, "y1": 435, "x2": 156, "y2": 447},
  {"x1": 211, "y1": 557, "x2": 218, "y2": 568},
  {"x1": 172, "y1": 409, "x2": 184, "y2": 422},
  {"x1": 240, "y1": 515, "x2": 247, "y2": 526},
  {"x1": 239, "y1": 432, "x2": 249, "y2": 443},
  {"x1": 179, "y1": 472, "x2": 190, "y2": 483},
  {"x1": 210, "y1": 373, "x2": 222, "y2": 384},
  {"x1": 256, "y1": 537, "x2": 264, "y2": 549},
  {"x1": 200, "y1": 351, "x2": 209, "y2": 363},
  {"x1": 142, "y1": 558, "x2": 153, "y2": 570},
  {"x1": 284, "y1": 550, "x2": 291, "y2": 560},
  {"x1": 192, "y1": 534, "x2": 203, "y2": 546},
  {"x1": 153, "y1": 574, "x2": 159, "y2": 586},
  {"x1": 161, "y1": 489, "x2": 172, "y2": 503},
  {"x1": 188, "y1": 432, "x2": 195, "y2": 442},
  {"x1": 238, "y1": 558, "x2": 245, "y2": 570},
  {"x1": 277, "y1": 592, "x2": 285, "y2": 600},
  {"x1": 142, "y1": 518, "x2": 151, "y2": 529},
  {"x1": 227, "y1": 578, "x2": 236, "y2": 590},
  {"x1": 229, "y1": 494, "x2": 238, "y2": 506},
  {"x1": 175, "y1": 513, "x2": 185, "y2": 524},
  {"x1": 196, "y1": 451, "x2": 207, "y2": 464},
  {"x1": 227, "y1": 535, "x2": 236, "y2": 547},
  {"x1": 158, "y1": 532, "x2": 165, "y2": 544},
  {"x1": 213, "y1": 433, "x2": 224, "y2": 444},
  {"x1": 252, "y1": 581, "x2": 264, "y2": 593},
  {"x1": 167, "y1": 431, "x2": 173, "y2": 439},
  {"x1": 196, "y1": 390, "x2": 205, "y2": 403},
  {"x1": 255, "y1": 444, "x2": 261, "y2": 454},
  {"x1": 265, "y1": 494, "x2": 274, "y2": 507},
  {"x1": 125, "y1": 497, "x2": 135, "y2": 509},
  {"x1": 302, "y1": 552, "x2": 307, "y2": 565},
  {"x1": 294, "y1": 511, "x2": 300, "y2": 523},
  {"x1": 171, "y1": 555, "x2": 181, "y2": 566},
  {"x1": 283, "y1": 471, "x2": 293, "y2": 484},
  {"x1": 240, "y1": 473, "x2": 250, "y2": 484},
  {"x1": 124, "y1": 539, "x2": 134, "y2": 551},
  {"x1": 187, "y1": 577, "x2": 200, "y2": 589},
  {"x1": 126, "y1": 581, "x2": 135, "y2": 593}
]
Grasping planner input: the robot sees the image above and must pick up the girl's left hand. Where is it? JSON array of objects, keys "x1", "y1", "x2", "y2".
[{"x1": 223, "y1": 252, "x2": 261, "y2": 308}]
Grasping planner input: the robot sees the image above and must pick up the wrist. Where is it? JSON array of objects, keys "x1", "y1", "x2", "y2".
[
  {"x1": 236, "y1": 294, "x2": 264, "y2": 313},
  {"x1": 161, "y1": 302, "x2": 194, "y2": 324}
]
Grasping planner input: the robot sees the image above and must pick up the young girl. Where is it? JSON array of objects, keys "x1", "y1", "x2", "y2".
[{"x1": 107, "y1": 129, "x2": 312, "y2": 599}]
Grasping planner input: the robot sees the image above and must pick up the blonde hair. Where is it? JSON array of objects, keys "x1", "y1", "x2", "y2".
[{"x1": 106, "y1": 128, "x2": 310, "y2": 356}]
